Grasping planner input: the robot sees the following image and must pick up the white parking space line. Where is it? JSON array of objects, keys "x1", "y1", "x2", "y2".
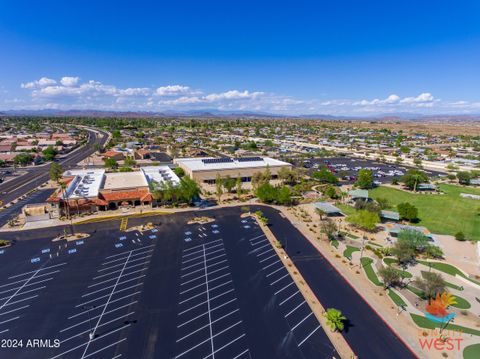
[
  {"x1": 0, "y1": 304, "x2": 29, "y2": 317},
  {"x1": 177, "y1": 311, "x2": 208, "y2": 328},
  {"x1": 0, "y1": 277, "x2": 53, "y2": 295},
  {"x1": 92, "y1": 262, "x2": 148, "y2": 280},
  {"x1": 250, "y1": 239, "x2": 268, "y2": 246},
  {"x1": 232, "y1": 349, "x2": 250, "y2": 359},
  {"x1": 279, "y1": 291, "x2": 300, "y2": 306},
  {"x1": 102, "y1": 249, "x2": 153, "y2": 266},
  {"x1": 2, "y1": 294, "x2": 39, "y2": 307},
  {"x1": 83, "y1": 338, "x2": 127, "y2": 359},
  {"x1": 183, "y1": 239, "x2": 222, "y2": 252},
  {"x1": 179, "y1": 280, "x2": 232, "y2": 305},
  {"x1": 8, "y1": 262, "x2": 67, "y2": 279},
  {"x1": 266, "y1": 266, "x2": 285, "y2": 277},
  {"x1": 262, "y1": 260, "x2": 281, "y2": 270},
  {"x1": 98, "y1": 255, "x2": 152, "y2": 272},
  {"x1": 0, "y1": 316, "x2": 19, "y2": 325},
  {"x1": 50, "y1": 324, "x2": 131, "y2": 359},
  {"x1": 81, "y1": 275, "x2": 146, "y2": 298},
  {"x1": 0, "y1": 285, "x2": 46, "y2": 301},
  {"x1": 203, "y1": 333, "x2": 246, "y2": 359},
  {"x1": 0, "y1": 329, "x2": 9, "y2": 334},
  {"x1": 259, "y1": 253, "x2": 277, "y2": 263},
  {"x1": 76, "y1": 283, "x2": 143, "y2": 308},
  {"x1": 104, "y1": 245, "x2": 154, "y2": 260},
  {"x1": 247, "y1": 234, "x2": 266, "y2": 242},
  {"x1": 61, "y1": 301, "x2": 138, "y2": 332},
  {"x1": 256, "y1": 248, "x2": 274, "y2": 257},
  {"x1": 298, "y1": 325, "x2": 321, "y2": 346},
  {"x1": 80, "y1": 250, "x2": 133, "y2": 358},
  {"x1": 88, "y1": 269, "x2": 146, "y2": 288},
  {"x1": 270, "y1": 273, "x2": 290, "y2": 286},
  {"x1": 285, "y1": 300, "x2": 306, "y2": 317},
  {"x1": 291, "y1": 312, "x2": 313, "y2": 330},
  {"x1": 181, "y1": 260, "x2": 204, "y2": 272},
  {"x1": 0, "y1": 270, "x2": 59, "y2": 289},
  {"x1": 274, "y1": 281, "x2": 294, "y2": 295},
  {"x1": 70, "y1": 292, "x2": 141, "y2": 318},
  {"x1": 254, "y1": 243, "x2": 271, "y2": 252},
  {"x1": 206, "y1": 253, "x2": 226, "y2": 263},
  {"x1": 111, "y1": 354, "x2": 122, "y2": 359}
]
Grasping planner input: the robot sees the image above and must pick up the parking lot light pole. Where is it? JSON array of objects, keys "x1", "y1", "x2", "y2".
[{"x1": 82, "y1": 305, "x2": 95, "y2": 340}]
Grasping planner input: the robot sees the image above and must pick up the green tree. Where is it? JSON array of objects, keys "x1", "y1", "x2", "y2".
[
  {"x1": 276, "y1": 186, "x2": 293, "y2": 205},
  {"x1": 456, "y1": 171, "x2": 472, "y2": 185},
  {"x1": 401, "y1": 169, "x2": 429, "y2": 191},
  {"x1": 174, "y1": 167, "x2": 185, "y2": 178},
  {"x1": 376, "y1": 197, "x2": 390, "y2": 210},
  {"x1": 215, "y1": 174, "x2": 224, "y2": 202},
  {"x1": 324, "y1": 308, "x2": 347, "y2": 332},
  {"x1": 323, "y1": 185, "x2": 337, "y2": 199},
  {"x1": 355, "y1": 169, "x2": 374, "y2": 189},
  {"x1": 13, "y1": 153, "x2": 34, "y2": 166},
  {"x1": 391, "y1": 239, "x2": 416, "y2": 265},
  {"x1": 320, "y1": 218, "x2": 338, "y2": 241},
  {"x1": 223, "y1": 175, "x2": 236, "y2": 193},
  {"x1": 104, "y1": 158, "x2": 118, "y2": 169},
  {"x1": 397, "y1": 229, "x2": 429, "y2": 251},
  {"x1": 49, "y1": 162, "x2": 63, "y2": 183},
  {"x1": 42, "y1": 146, "x2": 58, "y2": 161},
  {"x1": 378, "y1": 266, "x2": 401, "y2": 289},
  {"x1": 413, "y1": 272, "x2": 446, "y2": 300},
  {"x1": 236, "y1": 176, "x2": 242, "y2": 198},
  {"x1": 424, "y1": 244, "x2": 444, "y2": 259},
  {"x1": 397, "y1": 202, "x2": 418, "y2": 222},
  {"x1": 347, "y1": 210, "x2": 379, "y2": 231},
  {"x1": 124, "y1": 157, "x2": 137, "y2": 167},
  {"x1": 256, "y1": 183, "x2": 277, "y2": 203},
  {"x1": 312, "y1": 167, "x2": 338, "y2": 184}
]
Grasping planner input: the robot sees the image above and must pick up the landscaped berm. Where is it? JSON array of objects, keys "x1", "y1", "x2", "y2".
[{"x1": 370, "y1": 184, "x2": 480, "y2": 240}]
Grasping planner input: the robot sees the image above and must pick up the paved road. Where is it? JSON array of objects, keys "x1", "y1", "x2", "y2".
[
  {"x1": 0, "y1": 189, "x2": 55, "y2": 227},
  {"x1": 0, "y1": 128, "x2": 108, "y2": 206},
  {"x1": 256, "y1": 206, "x2": 417, "y2": 359}
]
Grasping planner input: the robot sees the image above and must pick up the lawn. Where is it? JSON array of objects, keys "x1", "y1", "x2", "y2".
[
  {"x1": 336, "y1": 203, "x2": 356, "y2": 216},
  {"x1": 343, "y1": 245, "x2": 360, "y2": 259},
  {"x1": 410, "y1": 314, "x2": 480, "y2": 336},
  {"x1": 388, "y1": 289, "x2": 407, "y2": 307},
  {"x1": 464, "y1": 344, "x2": 480, "y2": 359},
  {"x1": 360, "y1": 257, "x2": 383, "y2": 286},
  {"x1": 369, "y1": 184, "x2": 480, "y2": 240},
  {"x1": 451, "y1": 295, "x2": 471, "y2": 309},
  {"x1": 331, "y1": 239, "x2": 339, "y2": 248},
  {"x1": 417, "y1": 260, "x2": 480, "y2": 286}
]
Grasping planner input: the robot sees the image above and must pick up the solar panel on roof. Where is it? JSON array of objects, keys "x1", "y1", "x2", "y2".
[
  {"x1": 236, "y1": 157, "x2": 263, "y2": 162},
  {"x1": 202, "y1": 157, "x2": 234, "y2": 164}
]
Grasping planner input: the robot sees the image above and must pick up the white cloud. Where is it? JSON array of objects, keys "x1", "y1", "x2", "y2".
[
  {"x1": 155, "y1": 85, "x2": 193, "y2": 96},
  {"x1": 21, "y1": 77, "x2": 57, "y2": 89},
  {"x1": 400, "y1": 92, "x2": 435, "y2": 104},
  {"x1": 60, "y1": 76, "x2": 80, "y2": 87},
  {"x1": 15, "y1": 76, "x2": 479, "y2": 115}
]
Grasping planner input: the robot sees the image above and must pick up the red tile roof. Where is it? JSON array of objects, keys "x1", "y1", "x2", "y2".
[{"x1": 99, "y1": 189, "x2": 150, "y2": 202}]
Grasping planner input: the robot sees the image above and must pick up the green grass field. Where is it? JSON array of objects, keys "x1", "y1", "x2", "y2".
[
  {"x1": 387, "y1": 289, "x2": 407, "y2": 307},
  {"x1": 343, "y1": 245, "x2": 360, "y2": 259},
  {"x1": 417, "y1": 260, "x2": 480, "y2": 286},
  {"x1": 464, "y1": 344, "x2": 480, "y2": 359},
  {"x1": 369, "y1": 184, "x2": 480, "y2": 240},
  {"x1": 360, "y1": 257, "x2": 383, "y2": 286}
]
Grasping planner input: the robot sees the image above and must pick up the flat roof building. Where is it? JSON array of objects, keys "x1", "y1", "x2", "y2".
[
  {"x1": 174, "y1": 156, "x2": 291, "y2": 185},
  {"x1": 49, "y1": 166, "x2": 180, "y2": 215}
]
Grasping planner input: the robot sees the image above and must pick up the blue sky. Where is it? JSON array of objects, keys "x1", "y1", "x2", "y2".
[{"x1": 1, "y1": 0, "x2": 480, "y2": 115}]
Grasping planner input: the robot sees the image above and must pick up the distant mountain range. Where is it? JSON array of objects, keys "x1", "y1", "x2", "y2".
[{"x1": 1, "y1": 109, "x2": 480, "y2": 122}]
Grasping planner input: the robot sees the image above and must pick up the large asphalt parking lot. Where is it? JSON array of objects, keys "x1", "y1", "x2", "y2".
[
  {"x1": 297, "y1": 156, "x2": 444, "y2": 184},
  {"x1": 0, "y1": 208, "x2": 338, "y2": 359}
]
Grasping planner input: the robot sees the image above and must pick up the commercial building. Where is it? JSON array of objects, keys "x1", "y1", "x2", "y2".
[
  {"x1": 47, "y1": 166, "x2": 180, "y2": 215},
  {"x1": 174, "y1": 156, "x2": 292, "y2": 185}
]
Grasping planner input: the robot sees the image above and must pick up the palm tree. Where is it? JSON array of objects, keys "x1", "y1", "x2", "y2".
[{"x1": 324, "y1": 308, "x2": 347, "y2": 332}]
